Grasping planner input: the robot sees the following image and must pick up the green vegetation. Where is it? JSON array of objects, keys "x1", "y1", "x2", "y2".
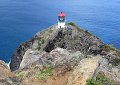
[
  {"x1": 67, "y1": 22, "x2": 85, "y2": 32},
  {"x1": 102, "y1": 45, "x2": 118, "y2": 52},
  {"x1": 67, "y1": 22, "x2": 77, "y2": 27},
  {"x1": 86, "y1": 79, "x2": 100, "y2": 85},
  {"x1": 35, "y1": 65, "x2": 53, "y2": 80},
  {"x1": 37, "y1": 37, "x2": 45, "y2": 50},
  {"x1": 112, "y1": 58, "x2": 120, "y2": 66},
  {"x1": 86, "y1": 72, "x2": 114, "y2": 85},
  {"x1": 48, "y1": 26, "x2": 53, "y2": 33},
  {"x1": 101, "y1": 44, "x2": 120, "y2": 66},
  {"x1": 16, "y1": 71, "x2": 25, "y2": 79},
  {"x1": 114, "y1": 51, "x2": 120, "y2": 58},
  {"x1": 67, "y1": 22, "x2": 92, "y2": 35}
]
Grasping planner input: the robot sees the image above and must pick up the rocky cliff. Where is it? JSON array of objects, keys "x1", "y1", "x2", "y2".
[
  {"x1": 0, "y1": 22, "x2": 120, "y2": 85},
  {"x1": 10, "y1": 23, "x2": 103, "y2": 71}
]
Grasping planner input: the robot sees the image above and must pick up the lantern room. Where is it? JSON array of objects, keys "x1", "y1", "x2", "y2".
[{"x1": 58, "y1": 12, "x2": 65, "y2": 28}]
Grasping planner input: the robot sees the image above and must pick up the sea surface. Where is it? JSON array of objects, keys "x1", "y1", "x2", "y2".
[{"x1": 0, "y1": 0, "x2": 120, "y2": 63}]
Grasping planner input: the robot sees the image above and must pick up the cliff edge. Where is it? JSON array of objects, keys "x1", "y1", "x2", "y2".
[
  {"x1": 10, "y1": 23, "x2": 103, "y2": 71},
  {"x1": 2, "y1": 22, "x2": 119, "y2": 85}
]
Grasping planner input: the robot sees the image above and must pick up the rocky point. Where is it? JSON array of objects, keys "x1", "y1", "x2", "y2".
[{"x1": 0, "y1": 22, "x2": 120, "y2": 85}]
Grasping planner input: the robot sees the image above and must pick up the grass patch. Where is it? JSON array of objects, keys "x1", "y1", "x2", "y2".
[
  {"x1": 112, "y1": 58, "x2": 120, "y2": 66},
  {"x1": 114, "y1": 51, "x2": 120, "y2": 58},
  {"x1": 86, "y1": 72, "x2": 114, "y2": 85},
  {"x1": 67, "y1": 22, "x2": 77, "y2": 27},
  {"x1": 67, "y1": 22, "x2": 92, "y2": 35},
  {"x1": 37, "y1": 37, "x2": 45, "y2": 50},
  {"x1": 86, "y1": 79, "x2": 100, "y2": 85},
  {"x1": 49, "y1": 28, "x2": 53, "y2": 33},
  {"x1": 101, "y1": 45, "x2": 117, "y2": 52},
  {"x1": 102, "y1": 45, "x2": 120, "y2": 66},
  {"x1": 34, "y1": 65, "x2": 53, "y2": 80},
  {"x1": 16, "y1": 71, "x2": 25, "y2": 79},
  {"x1": 67, "y1": 22, "x2": 85, "y2": 32}
]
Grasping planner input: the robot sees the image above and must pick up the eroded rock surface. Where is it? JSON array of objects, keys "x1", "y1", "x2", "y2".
[
  {"x1": 19, "y1": 47, "x2": 84, "y2": 71},
  {"x1": 0, "y1": 60, "x2": 21, "y2": 85},
  {"x1": 67, "y1": 57, "x2": 100, "y2": 85},
  {"x1": 7, "y1": 23, "x2": 120, "y2": 85},
  {"x1": 10, "y1": 24, "x2": 103, "y2": 71}
]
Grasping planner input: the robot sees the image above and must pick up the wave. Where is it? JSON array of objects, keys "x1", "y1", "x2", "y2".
[{"x1": 6, "y1": 61, "x2": 10, "y2": 69}]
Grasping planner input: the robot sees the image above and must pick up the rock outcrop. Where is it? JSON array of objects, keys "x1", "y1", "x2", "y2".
[
  {"x1": 10, "y1": 24, "x2": 103, "y2": 71},
  {"x1": 0, "y1": 60, "x2": 21, "y2": 85},
  {"x1": 67, "y1": 57, "x2": 100, "y2": 85},
  {"x1": 19, "y1": 47, "x2": 84, "y2": 71},
  {"x1": 6, "y1": 22, "x2": 120, "y2": 85},
  {"x1": 10, "y1": 40, "x2": 34, "y2": 71}
]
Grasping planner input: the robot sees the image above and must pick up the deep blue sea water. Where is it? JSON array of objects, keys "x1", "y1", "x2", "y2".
[{"x1": 0, "y1": 0, "x2": 120, "y2": 63}]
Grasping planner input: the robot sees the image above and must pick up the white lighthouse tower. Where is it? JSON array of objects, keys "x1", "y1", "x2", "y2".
[{"x1": 58, "y1": 12, "x2": 65, "y2": 28}]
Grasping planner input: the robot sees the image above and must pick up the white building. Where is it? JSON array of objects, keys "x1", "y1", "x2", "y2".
[{"x1": 58, "y1": 12, "x2": 65, "y2": 28}]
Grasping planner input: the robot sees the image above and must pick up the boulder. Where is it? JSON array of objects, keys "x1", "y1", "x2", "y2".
[
  {"x1": 19, "y1": 47, "x2": 84, "y2": 70},
  {"x1": 67, "y1": 57, "x2": 100, "y2": 85}
]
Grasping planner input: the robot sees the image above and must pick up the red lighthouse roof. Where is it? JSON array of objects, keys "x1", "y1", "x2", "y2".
[{"x1": 58, "y1": 12, "x2": 65, "y2": 17}]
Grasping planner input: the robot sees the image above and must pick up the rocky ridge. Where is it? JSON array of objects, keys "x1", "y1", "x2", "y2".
[
  {"x1": 0, "y1": 22, "x2": 120, "y2": 85},
  {"x1": 10, "y1": 23, "x2": 103, "y2": 71}
]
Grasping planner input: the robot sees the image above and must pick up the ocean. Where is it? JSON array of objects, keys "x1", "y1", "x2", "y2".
[{"x1": 0, "y1": 0, "x2": 120, "y2": 63}]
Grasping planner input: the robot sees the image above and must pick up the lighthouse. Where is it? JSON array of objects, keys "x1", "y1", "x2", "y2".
[{"x1": 58, "y1": 12, "x2": 65, "y2": 28}]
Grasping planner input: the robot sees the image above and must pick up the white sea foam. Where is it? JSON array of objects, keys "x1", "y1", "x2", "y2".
[{"x1": 6, "y1": 61, "x2": 10, "y2": 69}]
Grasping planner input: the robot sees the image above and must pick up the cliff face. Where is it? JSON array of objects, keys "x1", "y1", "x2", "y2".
[
  {"x1": 10, "y1": 24, "x2": 103, "y2": 71},
  {"x1": 7, "y1": 22, "x2": 120, "y2": 85},
  {"x1": 10, "y1": 39, "x2": 34, "y2": 71}
]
